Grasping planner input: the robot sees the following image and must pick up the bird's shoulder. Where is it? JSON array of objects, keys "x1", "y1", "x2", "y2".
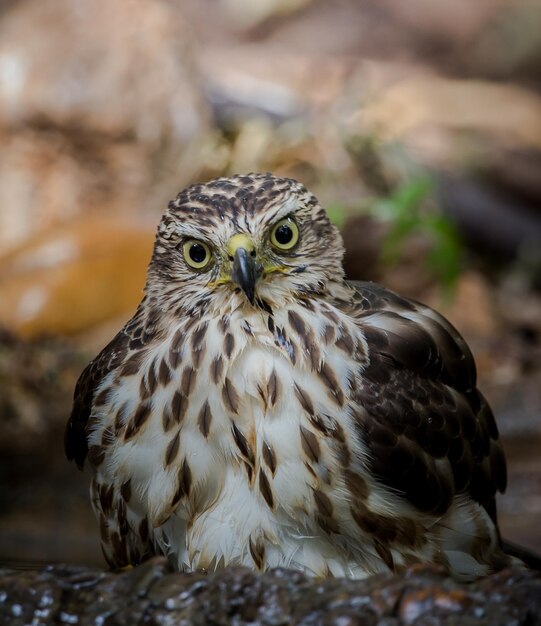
[
  {"x1": 65, "y1": 303, "x2": 161, "y2": 469},
  {"x1": 343, "y1": 280, "x2": 507, "y2": 519}
]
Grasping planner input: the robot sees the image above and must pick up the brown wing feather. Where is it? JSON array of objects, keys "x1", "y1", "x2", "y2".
[
  {"x1": 349, "y1": 281, "x2": 507, "y2": 520},
  {"x1": 65, "y1": 330, "x2": 130, "y2": 469},
  {"x1": 65, "y1": 301, "x2": 159, "y2": 469}
]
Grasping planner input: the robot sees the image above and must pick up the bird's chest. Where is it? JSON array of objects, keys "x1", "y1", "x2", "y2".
[
  {"x1": 179, "y1": 311, "x2": 356, "y2": 503},
  {"x1": 97, "y1": 306, "x2": 364, "y2": 570},
  {"x1": 160, "y1": 309, "x2": 362, "y2": 569}
]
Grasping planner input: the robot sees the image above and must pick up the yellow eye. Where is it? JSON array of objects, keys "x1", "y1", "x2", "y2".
[
  {"x1": 270, "y1": 218, "x2": 299, "y2": 251},
  {"x1": 182, "y1": 240, "x2": 212, "y2": 270}
]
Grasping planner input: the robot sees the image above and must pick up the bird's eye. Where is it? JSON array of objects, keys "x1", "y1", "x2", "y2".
[
  {"x1": 270, "y1": 218, "x2": 299, "y2": 251},
  {"x1": 182, "y1": 240, "x2": 212, "y2": 270}
]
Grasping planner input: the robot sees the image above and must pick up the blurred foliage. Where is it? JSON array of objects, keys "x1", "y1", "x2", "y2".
[
  {"x1": 328, "y1": 177, "x2": 463, "y2": 292},
  {"x1": 325, "y1": 204, "x2": 349, "y2": 231},
  {"x1": 371, "y1": 178, "x2": 463, "y2": 292}
]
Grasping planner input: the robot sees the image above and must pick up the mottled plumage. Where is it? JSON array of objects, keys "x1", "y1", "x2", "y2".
[{"x1": 66, "y1": 173, "x2": 508, "y2": 579}]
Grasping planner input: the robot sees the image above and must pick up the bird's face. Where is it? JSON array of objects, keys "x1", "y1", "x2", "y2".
[{"x1": 147, "y1": 173, "x2": 345, "y2": 315}]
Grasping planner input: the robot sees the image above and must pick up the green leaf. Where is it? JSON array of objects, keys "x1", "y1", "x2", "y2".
[{"x1": 368, "y1": 176, "x2": 463, "y2": 293}]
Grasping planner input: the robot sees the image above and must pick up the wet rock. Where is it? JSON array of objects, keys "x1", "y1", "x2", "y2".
[{"x1": 0, "y1": 560, "x2": 540, "y2": 626}]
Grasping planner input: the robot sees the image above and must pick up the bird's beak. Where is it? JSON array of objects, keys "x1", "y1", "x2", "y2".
[{"x1": 227, "y1": 234, "x2": 261, "y2": 304}]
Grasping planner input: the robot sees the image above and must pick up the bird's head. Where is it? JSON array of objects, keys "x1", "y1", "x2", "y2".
[{"x1": 146, "y1": 173, "x2": 345, "y2": 315}]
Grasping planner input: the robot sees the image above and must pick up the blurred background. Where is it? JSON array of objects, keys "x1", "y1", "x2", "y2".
[{"x1": 0, "y1": 0, "x2": 540, "y2": 567}]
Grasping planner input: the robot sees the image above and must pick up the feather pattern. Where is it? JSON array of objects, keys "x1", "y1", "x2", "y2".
[{"x1": 65, "y1": 173, "x2": 508, "y2": 579}]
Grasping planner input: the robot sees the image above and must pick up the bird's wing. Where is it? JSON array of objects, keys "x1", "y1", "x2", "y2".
[
  {"x1": 348, "y1": 281, "x2": 506, "y2": 521},
  {"x1": 65, "y1": 303, "x2": 157, "y2": 469},
  {"x1": 65, "y1": 329, "x2": 130, "y2": 469}
]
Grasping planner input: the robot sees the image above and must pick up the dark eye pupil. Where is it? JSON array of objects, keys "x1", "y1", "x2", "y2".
[
  {"x1": 275, "y1": 224, "x2": 293, "y2": 244},
  {"x1": 189, "y1": 243, "x2": 207, "y2": 264}
]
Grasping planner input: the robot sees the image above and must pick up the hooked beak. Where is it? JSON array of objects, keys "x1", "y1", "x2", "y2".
[
  {"x1": 227, "y1": 234, "x2": 261, "y2": 304},
  {"x1": 231, "y1": 247, "x2": 260, "y2": 304}
]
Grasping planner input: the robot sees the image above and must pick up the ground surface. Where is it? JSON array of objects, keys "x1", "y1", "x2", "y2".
[{"x1": 1, "y1": 559, "x2": 541, "y2": 626}]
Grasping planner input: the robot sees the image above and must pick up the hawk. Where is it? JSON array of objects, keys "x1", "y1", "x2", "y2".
[{"x1": 65, "y1": 173, "x2": 508, "y2": 580}]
